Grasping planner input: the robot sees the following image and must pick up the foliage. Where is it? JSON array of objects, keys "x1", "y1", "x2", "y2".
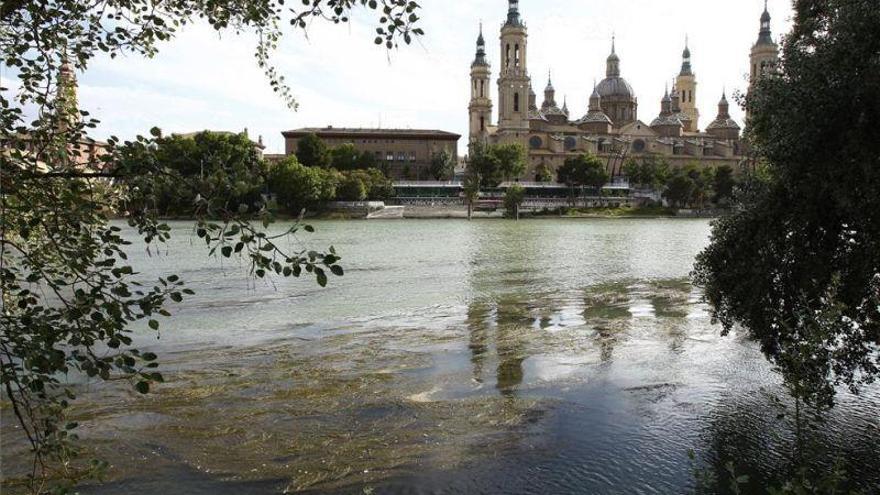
[
  {"x1": 712, "y1": 165, "x2": 737, "y2": 205},
  {"x1": 329, "y1": 143, "x2": 378, "y2": 171},
  {"x1": 661, "y1": 165, "x2": 725, "y2": 209},
  {"x1": 345, "y1": 168, "x2": 394, "y2": 200},
  {"x1": 558, "y1": 152, "x2": 609, "y2": 194},
  {"x1": 336, "y1": 174, "x2": 368, "y2": 201},
  {"x1": 296, "y1": 133, "x2": 332, "y2": 169},
  {"x1": 534, "y1": 162, "x2": 554, "y2": 183},
  {"x1": 493, "y1": 143, "x2": 527, "y2": 182},
  {"x1": 624, "y1": 156, "x2": 670, "y2": 190},
  {"x1": 118, "y1": 131, "x2": 267, "y2": 216},
  {"x1": 663, "y1": 172, "x2": 696, "y2": 208},
  {"x1": 0, "y1": 0, "x2": 422, "y2": 491},
  {"x1": 462, "y1": 168, "x2": 481, "y2": 221},
  {"x1": 468, "y1": 142, "x2": 527, "y2": 187},
  {"x1": 503, "y1": 184, "x2": 526, "y2": 219},
  {"x1": 429, "y1": 150, "x2": 455, "y2": 181},
  {"x1": 694, "y1": 0, "x2": 880, "y2": 409},
  {"x1": 468, "y1": 142, "x2": 503, "y2": 187},
  {"x1": 269, "y1": 156, "x2": 337, "y2": 213}
]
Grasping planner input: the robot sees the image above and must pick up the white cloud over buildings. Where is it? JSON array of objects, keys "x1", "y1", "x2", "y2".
[{"x1": 42, "y1": 0, "x2": 792, "y2": 154}]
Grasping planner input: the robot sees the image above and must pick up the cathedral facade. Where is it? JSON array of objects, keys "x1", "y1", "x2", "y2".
[{"x1": 468, "y1": 0, "x2": 780, "y2": 179}]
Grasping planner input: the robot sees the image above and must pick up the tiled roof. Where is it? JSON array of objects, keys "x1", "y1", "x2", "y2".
[{"x1": 282, "y1": 128, "x2": 460, "y2": 140}]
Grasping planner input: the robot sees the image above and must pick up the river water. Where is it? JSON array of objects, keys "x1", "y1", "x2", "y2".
[{"x1": 3, "y1": 219, "x2": 879, "y2": 494}]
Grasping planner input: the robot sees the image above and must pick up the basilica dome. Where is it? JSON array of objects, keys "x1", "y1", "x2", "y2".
[{"x1": 596, "y1": 76, "x2": 635, "y2": 99}]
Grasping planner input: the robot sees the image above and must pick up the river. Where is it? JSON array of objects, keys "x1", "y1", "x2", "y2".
[{"x1": 2, "y1": 219, "x2": 879, "y2": 494}]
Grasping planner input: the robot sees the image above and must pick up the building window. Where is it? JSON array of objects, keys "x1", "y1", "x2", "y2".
[
  {"x1": 529, "y1": 136, "x2": 543, "y2": 149},
  {"x1": 387, "y1": 152, "x2": 394, "y2": 161},
  {"x1": 409, "y1": 152, "x2": 416, "y2": 162},
  {"x1": 632, "y1": 139, "x2": 646, "y2": 153},
  {"x1": 506, "y1": 43, "x2": 511, "y2": 68},
  {"x1": 375, "y1": 151, "x2": 382, "y2": 160},
  {"x1": 564, "y1": 136, "x2": 577, "y2": 151},
  {"x1": 397, "y1": 151, "x2": 406, "y2": 161},
  {"x1": 480, "y1": 80, "x2": 484, "y2": 97},
  {"x1": 514, "y1": 44, "x2": 520, "y2": 68},
  {"x1": 514, "y1": 92, "x2": 520, "y2": 112},
  {"x1": 480, "y1": 116, "x2": 485, "y2": 132}
]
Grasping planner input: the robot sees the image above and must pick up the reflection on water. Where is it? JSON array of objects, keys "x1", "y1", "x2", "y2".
[{"x1": 2, "y1": 219, "x2": 878, "y2": 494}]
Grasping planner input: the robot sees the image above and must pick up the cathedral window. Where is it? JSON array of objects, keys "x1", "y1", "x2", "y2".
[
  {"x1": 529, "y1": 136, "x2": 543, "y2": 149},
  {"x1": 480, "y1": 116, "x2": 485, "y2": 132},
  {"x1": 506, "y1": 44, "x2": 511, "y2": 68},
  {"x1": 514, "y1": 44, "x2": 521, "y2": 68},
  {"x1": 480, "y1": 80, "x2": 484, "y2": 97},
  {"x1": 514, "y1": 92, "x2": 520, "y2": 112}
]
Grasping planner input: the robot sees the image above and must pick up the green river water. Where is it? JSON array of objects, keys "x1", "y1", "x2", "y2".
[{"x1": 2, "y1": 219, "x2": 878, "y2": 494}]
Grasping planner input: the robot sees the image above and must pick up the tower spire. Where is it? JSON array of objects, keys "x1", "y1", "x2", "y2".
[
  {"x1": 505, "y1": 0, "x2": 523, "y2": 27},
  {"x1": 758, "y1": 0, "x2": 773, "y2": 45}
]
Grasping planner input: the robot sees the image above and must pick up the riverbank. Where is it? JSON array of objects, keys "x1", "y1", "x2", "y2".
[{"x1": 307, "y1": 205, "x2": 723, "y2": 220}]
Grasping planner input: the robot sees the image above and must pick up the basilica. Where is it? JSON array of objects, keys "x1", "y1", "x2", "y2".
[{"x1": 468, "y1": 0, "x2": 780, "y2": 177}]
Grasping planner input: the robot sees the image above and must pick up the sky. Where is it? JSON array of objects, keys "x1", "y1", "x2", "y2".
[{"x1": 1, "y1": 0, "x2": 793, "y2": 155}]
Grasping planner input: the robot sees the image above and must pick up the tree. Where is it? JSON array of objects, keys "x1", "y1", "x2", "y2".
[
  {"x1": 503, "y1": 184, "x2": 526, "y2": 220},
  {"x1": 346, "y1": 168, "x2": 394, "y2": 200},
  {"x1": 336, "y1": 174, "x2": 368, "y2": 201},
  {"x1": 429, "y1": 150, "x2": 455, "y2": 181},
  {"x1": 712, "y1": 165, "x2": 737, "y2": 205},
  {"x1": 581, "y1": 154, "x2": 610, "y2": 192},
  {"x1": 694, "y1": 0, "x2": 880, "y2": 413},
  {"x1": 494, "y1": 143, "x2": 527, "y2": 182},
  {"x1": 462, "y1": 169, "x2": 481, "y2": 221},
  {"x1": 663, "y1": 171, "x2": 695, "y2": 208},
  {"x1": 296, "y1": 133, "x2": 331, "y2": 169},
  {"x1": 535, "y1": 162, "x2": 554, "y2": 183},
  {"x1": 625, "y1": 156, "x2": 670, "y2": 191},
  {"x1": 468, "y1": 142, "x2": 503, "y2": 188},
  {"x1": 558, "y1": 152, "x2": 609, "y2": 204},
  {"x1": 0, "y1": 0, "x2": 422, "y2": 491},
  {"x1": 120, "y1": 131, "x2": 267, "y2": 216},
  {"x1": 269, "y1": 156, "x2": 337, "y2": 214}
]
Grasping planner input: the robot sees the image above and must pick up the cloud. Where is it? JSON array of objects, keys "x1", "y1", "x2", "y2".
[{"x1": 45, "y1": 0, "x2": 791, "y2": 154}]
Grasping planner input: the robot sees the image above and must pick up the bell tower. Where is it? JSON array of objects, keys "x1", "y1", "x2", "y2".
[
  {"x1": 496, "y1": 0, "x2": 531, "y2": 142},
  {"x1": 469, "y1": 23, "x2": 493, "y2": 145},
  {"x1": 748, "y1": 0, "x2": 779, "y2": 122},
  {"x1": 750, "y1": 0, "x2": 779, "y2": 85},
  {"x1": 675, "y1": 36, "x2": 699, "y2": 132}
]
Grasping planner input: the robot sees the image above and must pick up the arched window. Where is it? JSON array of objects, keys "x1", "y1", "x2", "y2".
[
  {"x1": 480, "y1": 80, "x2": 484, "y2": 97},
  {"x1": 564, "y1": 136, "x2": 577, "y2": 151},
  {"x1": 529, "y1": 136, "x2": 543, "y2": 149},
  {"x1": 514, "y1": 44, "x2": 521, "y2": 68},
  {"x1": 480, "y1": 116, "x2": 485, "y2": 132},
  {"x1": 514, "y1": 92, "x2": 520, "y2": 112},
  {"x1": 506, "y1": 44, "x2": 511, "y2": 68}
]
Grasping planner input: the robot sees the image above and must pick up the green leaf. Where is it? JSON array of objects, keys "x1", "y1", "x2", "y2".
[
  {"x1": 330, "y1": 265, "x2": 344, "y2": 277},
  {"x1": 148, "y1": 319, "x2": 159, "y2": 330},
  {"x1": 135, "y1": 381, "x2": 150, "y2": 394}
]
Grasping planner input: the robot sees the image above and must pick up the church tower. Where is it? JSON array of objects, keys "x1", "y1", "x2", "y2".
[
  {"x1": 748, "y1": 1, "x2": 779, "y2": 121},
  {"x1": 496, "y1": 0, "x2": 531, "y2": 142},
  {"x1": 56, "y1": 53, "x2": 79, "y2": 131},
  {"x1": 750, "y1": 0, "x2": 779, "y2": 85},
  {"x1": 675, "y1": 37, "x2": 699, "y2": 132},
  {"x1": 469, "y1": 24, "x2": 493, "y2": 145}
]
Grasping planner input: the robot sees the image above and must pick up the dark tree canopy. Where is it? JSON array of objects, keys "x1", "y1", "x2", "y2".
[
  {"x1": 694, "y1": 0, "x2": 880, "y2": 407},
  {"x1": 296, "y1": 133, "x2": 332, "y2": 169}
]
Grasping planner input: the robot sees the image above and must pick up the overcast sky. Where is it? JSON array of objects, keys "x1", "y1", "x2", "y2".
[{"x1": 2, "y1": 0, "x2": 793, "y2": 154}]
